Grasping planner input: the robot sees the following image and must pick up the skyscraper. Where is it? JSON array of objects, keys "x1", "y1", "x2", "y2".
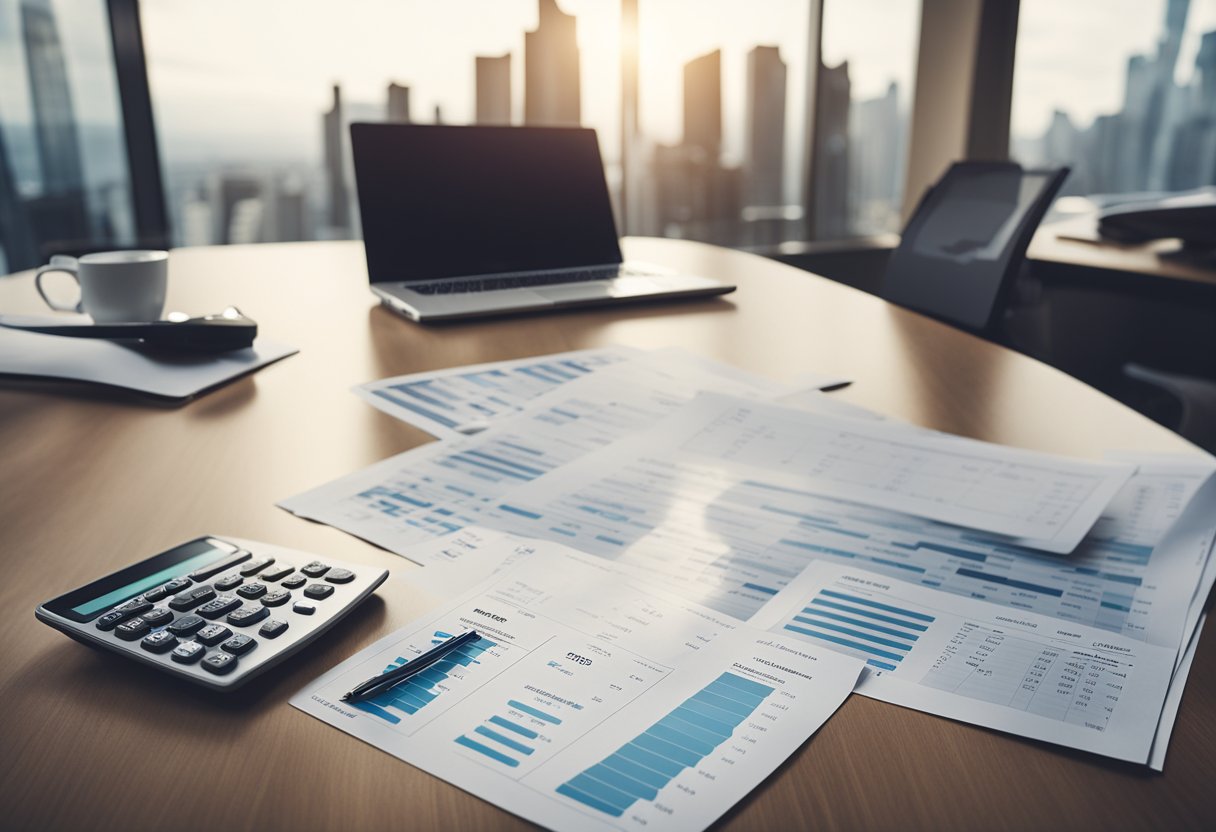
[
  {"x1": 848, "y1": 81, "x2": 902, "y2": 233},
  {"x1": 386, "y1": 83, "x2": 411, "y2": 123},
  {"x1": 683, "y1": 50, "x2": 722, "y2": 158},
  {"x1": 807, "y1": 60, "x2": 851, "y2": 240},
  {"x1": 525, "y1": 0, "x2": 581, "y2": 126},
  {"x1": 20, "y1": 0, "x2": 84, "y2": 194},
  {"x1": 744, "y1": 46, "x2": 787, "y2": 208},
  {"x1": 476, "y1": 54, "x2": 512, "y2": 125},
  {"x1": 322, "y1": 84, "x2": 350, "y2": 231}
]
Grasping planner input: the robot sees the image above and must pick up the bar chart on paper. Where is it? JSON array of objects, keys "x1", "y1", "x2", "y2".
[
  {"x1": 779, "y1": 588, "x2": 933, "y2": 674},
  {"x1": 350, "y1": 631, "x2": 500, "y2": 726},
  {"x1": 555, "y1": 672, "x2": 773, "y2": 818}
]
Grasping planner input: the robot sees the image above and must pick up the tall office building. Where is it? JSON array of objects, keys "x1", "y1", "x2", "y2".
[
  {"x1": 848, "y1": 81, "x2": 902, "y2": 234},
  {"x1": 20, "y1": 0, "x2": 84, "y2": 194},
  {"x1": 744, "y1": 46, "x2": 787, "y2": 209},
  {"x1": 807, "y1": 60, "x2": 851, "y2": 239},
  {"x1": 321, "y1": 84, "x2": 350, "y2": 232},
  {"x1": 386, "y1": 83, "x2": 411, "y2": 123},
  {"x1": 476, "y1": 54, "x2": 512, "y2": 125},
  {"x1": 0, "y1": 124, "x2": 35, "y2": 271},
  {"x1": 683, "y1": 50, "x2": 722, "y2": 158},
  {"x1": 524, "y1": 0, "x2": 581, "y2": 126}
]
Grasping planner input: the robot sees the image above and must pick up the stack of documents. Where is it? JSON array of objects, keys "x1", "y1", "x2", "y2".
[{"x1": 287, "y1": 347, "x2": 1216, "y2": 829}]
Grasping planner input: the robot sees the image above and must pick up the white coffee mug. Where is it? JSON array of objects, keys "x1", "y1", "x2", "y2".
[{"x1": 35, "y1": 250, "x2": 169, "y2": 323}]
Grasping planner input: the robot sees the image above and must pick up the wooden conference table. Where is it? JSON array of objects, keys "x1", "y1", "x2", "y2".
[{"x1": 0, "y1": 238, "x2": 1213, "y2": 831}]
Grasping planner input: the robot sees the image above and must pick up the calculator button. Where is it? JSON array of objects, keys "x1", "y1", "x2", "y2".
[
  {"x1": 214, "y1": 574, "x2": 243, "y2": 592},
  {"x1": 239, "y1": 557, "x2": 275, "y2": 577},
  {"x1": 196, "y1": 624, "x2": 233, "y2": 646},
  {"x1": 141, "y1": 607, "x2": 173, "y2": 628},
  {"x1": 236, "y1": 582, "x2": 267, "y2": 600},
  {"x1": 292, "y1": 602, "x2": 316, "y2": 616},
  {"x1": 169, "y1": 585, "x2": 217, "y2": 612},
  {"x1": 259, "y1": 619, "x2": 288, "y2": 639},
  {"x1": 262, "y1": 589, "x2": 291, "y2": 607},
  {"x1": 304, "y1": 583, "x2": 334, "y2": 601},
  {"x1": 171, "y1": 641, "x2": 205, "y2": 664},
  {"x1": 115, "y1": 598, "x2": 153, "y2": 615},
  {"x1": 146, "y1": 577, "x2": 193, "y2": 602},
  {"x1": 115, "y1": 618, "x2": 151, "y2": 641},
  {"x1": 202, "y1": 652, "x2": 238, "y2": 675},
  {"x1": 280, "y1": 574, "x2": 307, "y2": 590},
  {"x1": 227, "y1": 605, "x2": 270, "y2": 627},
  {"x1": 221, "y1": 634, "x2": 257, "y2": 656},
  {"x1": 301, "y1": 561, "x2": 330, "y2": 578},
  {"x1": 259, "y1": 564, "x2": 294, "y2": 582},
  {"x1": 198, "y1": 595, "x2": 242, "y2": 620},
  {"x1": 140, "y1": 630, "x2": 178, "y2": 653},
  {"x1": 167, "y1": 615, "x2": 205, "y2": 637},
  {"x1": 95, "y1": 610, "x2": 128, "y2": 631},
  {"x1": 324, "y1": 568, "x2": 355, "y2": 584},
  {"x1": 188, "y1": 550, "x2": 252, "y2": 581}
]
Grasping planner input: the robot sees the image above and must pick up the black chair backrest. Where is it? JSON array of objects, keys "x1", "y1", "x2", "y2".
[{"x1": 881, "y1": 161, "x2": 1069, "y2": 333}]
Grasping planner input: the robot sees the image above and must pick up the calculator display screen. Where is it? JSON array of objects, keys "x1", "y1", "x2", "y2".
[{"x1": 44, "y1": 538, "x2": 238, "y2": 622}]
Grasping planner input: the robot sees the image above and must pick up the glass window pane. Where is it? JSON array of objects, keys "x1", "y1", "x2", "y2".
[
  {"x1": 1012, "y1": 0, "x2": 1216, "y2": 198},
  {"x1": 632, "y1": 0, "x2": 810, "y2": 247},
  {"x1": 140, "y1": 0, "x2": 621, "y2": 247},
  {"x1": 0, "y1": 0, "x2": 135, "y2": 272},
  {"x1": 817, "y1": 0, "x2": 919, "y2": 239}
]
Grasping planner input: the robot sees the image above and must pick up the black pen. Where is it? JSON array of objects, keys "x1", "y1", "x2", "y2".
[{"x1": 342, "y1": 630, "x2": 482, "y2": 704}]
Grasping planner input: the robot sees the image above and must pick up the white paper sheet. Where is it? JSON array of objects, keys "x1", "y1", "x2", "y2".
[
  {"x1": 281, "y1": 353, "x2": 789, "y2": 554},
  {"x1": 1149, "y1": 612, "x2": 1207, "y2": 771},
  {"x1": 355, "y1": 347, "x2": 640, "y2": 437},
  {"x1": 292, "y1": 547, "x2": 863, "y2": 832},
  {"x1": 749, "y1": 561, "x2": 1176, "y2": 763},
  {"x1": 0, "y1": 326, "x2": 297, "y2": 400}
]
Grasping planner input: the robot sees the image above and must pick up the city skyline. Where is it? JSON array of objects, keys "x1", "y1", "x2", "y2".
[{"x1": 4, "y1": 0, "x2": 1216, "y2": 270}]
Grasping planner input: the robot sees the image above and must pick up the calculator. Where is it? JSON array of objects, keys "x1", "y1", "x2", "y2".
[{"x1": 35, "y1": 536, "x2": 389, "y2": 691}]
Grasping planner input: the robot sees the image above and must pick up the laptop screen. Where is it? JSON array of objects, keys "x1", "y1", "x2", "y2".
[{"x1": 351, "y1": 124, "x2": 624, "y2": 283}]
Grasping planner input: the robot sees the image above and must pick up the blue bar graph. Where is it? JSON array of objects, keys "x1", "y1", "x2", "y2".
[
  {"x1": 455, "y1": 698, "x2": 565, "y2": 768},
  {"x1": 352, "y1": 632, "x2": 495, "y2": 725},
  {"x1": 782, "y1": 589, "x2": 934, "y2": 672},
  {"x1": 555, "y1": 672, "x2": 773, "y2": 818}
]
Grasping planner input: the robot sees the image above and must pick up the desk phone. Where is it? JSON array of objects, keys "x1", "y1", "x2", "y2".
[{"x1": 35, "y1": 536, "x2": 389, "y2": 691}]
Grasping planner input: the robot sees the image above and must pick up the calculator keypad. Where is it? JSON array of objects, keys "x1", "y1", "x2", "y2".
[{"x1": 70, "y1": 542, "x2": 387, "y2": 690}]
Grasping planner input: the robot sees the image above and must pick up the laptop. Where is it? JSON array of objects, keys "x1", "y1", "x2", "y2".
[{"x1": 350, "y1": 123, "x2": 735, "y2": 322}]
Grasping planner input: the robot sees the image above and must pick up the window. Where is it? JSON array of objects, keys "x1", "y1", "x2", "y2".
[
  {"x1": 0, "y1": 0, "x2": 135, "y2": 272},
  {"x1": 814, "y1": 0, "x2": 919, "y2": 239},
  {"x1": 1012, "y1": 0, "x2": 1216, "y2": 198}
]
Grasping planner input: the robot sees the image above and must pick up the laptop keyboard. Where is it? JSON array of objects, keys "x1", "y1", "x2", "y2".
[{"x1": 409, "y1": 266, "x2": 655, "y2": 295}]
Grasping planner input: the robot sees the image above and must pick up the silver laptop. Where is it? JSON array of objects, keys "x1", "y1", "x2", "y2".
[{"x1": 351, "y1": 123, "x2": 734, "y2": 322}]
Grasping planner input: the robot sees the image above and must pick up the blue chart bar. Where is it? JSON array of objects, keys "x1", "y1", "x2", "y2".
[
  {"x1": 454, "y1": 700, "x2": 564, "y2": 768},
  {"x1": 783, "y1": 589, "x2": 934, "y2": 672},
  {"x1": 555, "y1": 672, "x2": 773, "y2": 818},
  {"x1": 352, "y1": 632, "x2": 495, "y2": 725}
]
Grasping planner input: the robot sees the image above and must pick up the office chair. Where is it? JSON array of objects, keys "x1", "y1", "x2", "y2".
[{"x1": 881, "y1": 161, "x2": 1069, "y2": 336}]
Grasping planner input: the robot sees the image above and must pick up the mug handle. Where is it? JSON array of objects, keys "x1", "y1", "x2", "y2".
[{"x1": 34, "y1": 255, "x2": 82, "y2": 313}]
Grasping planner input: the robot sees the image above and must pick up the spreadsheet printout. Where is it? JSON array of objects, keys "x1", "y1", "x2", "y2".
[
  {"x1": 749, "y1": 561, "x2": 1176, "y2": 763},
  {"x1": 355, "y1": 347, "x2": 640, "y2": 437},
  {"x1": 281, "y1": 356, "x2": 788, "y2": 554},
  {"x1": 445, "y1": 458, "x2": 1213, "y2": 647},
  {"x1": 293, "y1": 548, "x2": 862, "y2": 832},
  {"x1": 564, "y1": 392, "x2": 1134, "y2": 551}
]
